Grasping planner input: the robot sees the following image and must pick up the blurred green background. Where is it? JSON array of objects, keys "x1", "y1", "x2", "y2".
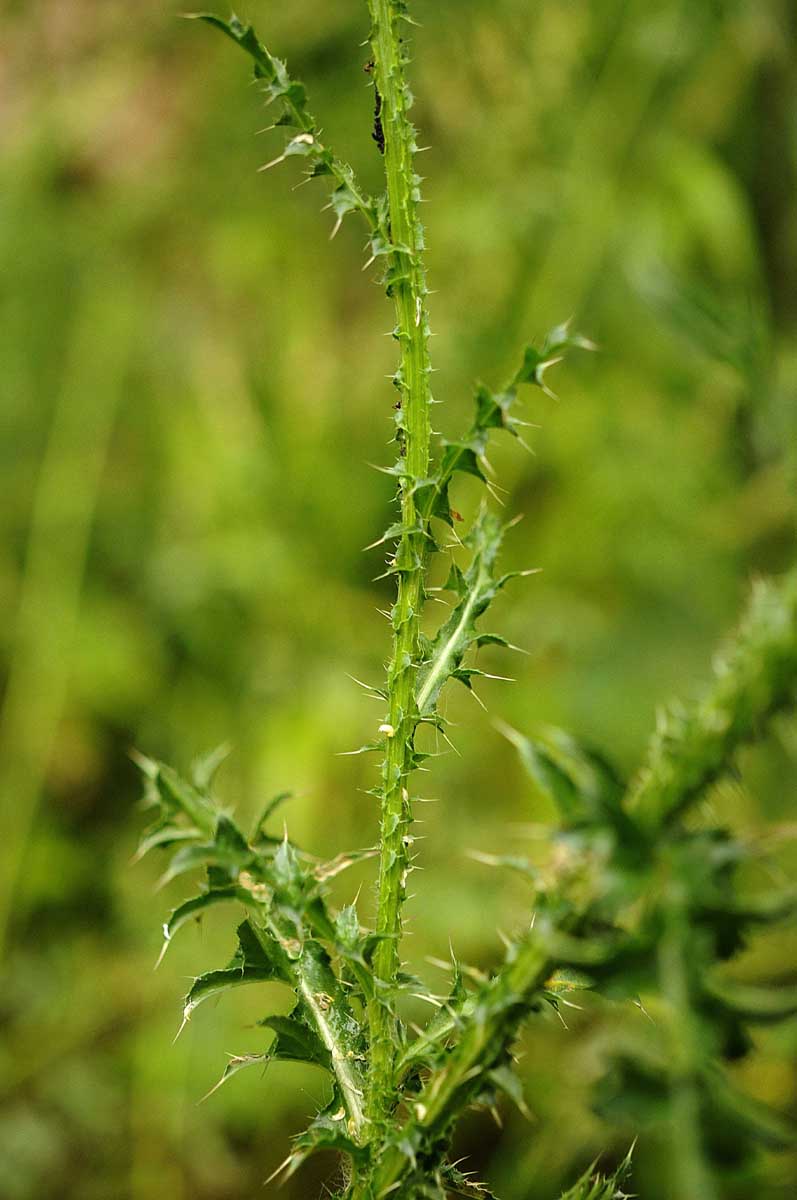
[{"x1": 1, "y1": 1, "x2": 796, "y2": 1197}]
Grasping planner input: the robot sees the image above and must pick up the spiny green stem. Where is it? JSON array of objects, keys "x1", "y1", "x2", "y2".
[{"x1": 366, "y1": 0, "x2": 433, "y2": 1127}]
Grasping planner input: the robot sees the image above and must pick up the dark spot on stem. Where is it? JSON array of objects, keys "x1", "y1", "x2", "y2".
[
  {"x1": 373, "y1": 87, "x2": 385, "y2": 155},
  {"x1": 364, "y1": 59, "x2": 385, "y2": 154}
]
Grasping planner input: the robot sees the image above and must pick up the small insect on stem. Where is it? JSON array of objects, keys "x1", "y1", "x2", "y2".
[{"x1": 364, "y1": 58, "x2": 385, "y2": 155}]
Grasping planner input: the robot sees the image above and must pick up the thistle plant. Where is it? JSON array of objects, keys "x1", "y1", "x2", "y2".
[{"x1": 135, "y1": 6, "x2": 797, "y2": 1198}]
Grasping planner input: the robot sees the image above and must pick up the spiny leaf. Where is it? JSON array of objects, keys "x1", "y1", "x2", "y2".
[
  {"x1": 133, "y1": 822, "x2": 203, "y2": 862},
  {"x1": 249, "y1": 791, "x2": 292, "y2": 844},
  {"x1": 397, "y1": 957, "x2": 472, "y2": 1078},
  {"x1": 158, "y1": 884, "x2": 246, "y2": 964},
  {"x1": 156, "y1": 813, "x2": 253, "y2": 888},
  {"x1": 314, "y1": 845, "x2": 379, "y2": 883},
  {"x1": 190, "y1": 742, "x2": 231, "y2": 791},
  {"x1": 335, "y1": 902, "x2": 360, "y2": 949},
  {"x1": 466, "y1": 849, "x2": 538, "y2": 882},
  {"x1": 133, "y1": 754, "x2": 217, "y2": 839},
  {"x1": 189, "y1": 13, "x2": 307, "y2": 105},
  {"x1": 416, "y1": 508, "x2": 517, "y2": 716},
  {"x1": 157, "y1": 763, "x2": 218, "y2": 830},
  {"x1": 545, "y1": 966, "x2": 595, "y2": 994},
  {"x1": 258, "y1": 1013, "x2": 332, "y2": 1070},
  {"x1": 416, "y1": 322, "x2": 593, "y2": 527},
  {"x1": 513, "y1": 321, "x2": 597, "y2": 399},
  {"x1": 629, "y1": 569, "x2": 797, "y2": 832},
  {"x1": 201, "y1": 1052, "x2": 271, "y2": 1101},
  {"x1": 183, "y1": 919, "x2": 286, "y2": 1018},
  {"x1": 485, "y1": 1063, "x2": 531, "y2": 1118},
  {"x1": 557, "y1": 1145, "x2": 633, "y2": 1200},
  {"x1": 284, "y1": 1095, "x2": 368, "y2": 1177},
  {"x1": 500, "y1": 723, "x2": 632, "y2": 834},
  {"x1": 503, "y1": 727, "x2": 580, "y2": 819},
  {"x1": 442, "y1": 1163, "x2": 501, "y2": 1199},
  {"x1": 271, "y1": 835, "x2": 308, "y2": 898},
  {"x1": 189, "y1": 13, "x2": 376, "y2": 235}
]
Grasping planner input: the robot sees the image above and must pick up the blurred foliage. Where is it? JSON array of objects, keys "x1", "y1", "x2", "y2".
[{"x1": 0, "y1": 1, "x2": 795, "y2": 1197}]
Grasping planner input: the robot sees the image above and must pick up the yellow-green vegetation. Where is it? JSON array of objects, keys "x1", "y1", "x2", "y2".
[
  {"x1": 137, "y1": 4, "x2": 797, "y2": 1197},
  {"x1": 1, "y1": 3, "x2": 796, "y2": 1200}
]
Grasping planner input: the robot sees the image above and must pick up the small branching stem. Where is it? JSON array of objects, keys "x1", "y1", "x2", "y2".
[
  {"x1": 627, "y1": 570, "x2": 797, "y2": 833},
  {"x1": 367, "y1": 934, "x2": 553, "y2": 1195},
  {"x1": 366, "y1": 0, "x2": 433, "y2": 1127},
  {"x1": 190, "y1": 15, "x2": 376, "y2": 235}
]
